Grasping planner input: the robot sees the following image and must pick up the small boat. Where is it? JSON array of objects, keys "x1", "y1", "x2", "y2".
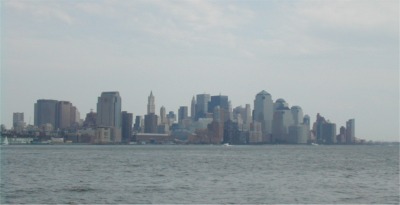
[
  {"x1": 222, "y1": 143, "x2": 231, "y2": 147},
  {"x1": 2, "y1": 137, "x2": 9, "y2": 145},
  {"x1": 311, "y1": 143, "x2": 319, "y2": 146}
]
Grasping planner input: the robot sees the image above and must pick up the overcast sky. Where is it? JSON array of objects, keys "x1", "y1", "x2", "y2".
[{"x1": 1, "y1": 0, "x2": 398, "y2": 141}]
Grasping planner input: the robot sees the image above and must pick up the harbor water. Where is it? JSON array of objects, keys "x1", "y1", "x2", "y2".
[{"x1": 1, "y1": 145, "x2": 399, "y2": 204}]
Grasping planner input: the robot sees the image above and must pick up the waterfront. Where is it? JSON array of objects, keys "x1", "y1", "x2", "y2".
[{"x1": 1, "y1": 145, "x2": 399, "y2": 204}]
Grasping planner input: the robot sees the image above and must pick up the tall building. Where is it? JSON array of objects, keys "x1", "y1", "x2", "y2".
[
  {"x1": 178, "y1": 106, "x2": 188, "y2": 124},
  {"x1": 56, "y1": 101, "x2": 72, "y2": 129},
  {"x1": 191, "y1": 96, "x2": 196, "y2": 120},
  {"x1": 321, "y1": 122, "x2": 337, "y2": 144},
  {"x1": 147, "y1": 91, "x2": 155, "y2": 114},
  {"x1": 290, "y1": 106, "x2": 304, "y2": 125},
  {"x1": 96, "y1": 91, "x2": 122, "y2": 142},
  {"x1": 346, "y1": 119, "x2": 355, "y2": 144},
  {"x1": 144, "y1": 113, "x2": 158, "y2": 133},
  {"x1": 253, "y1": 90, "x2": 274, "y2": 141},
  {"x1": 244, "y1": 104, "x2": 252, "y2": 130},
  {"x1": 160, "y1": 106, "x2": 167, "y2": 124},
  {"x1": 83, "y1": 110, "x2": 97, "y2": 128},
  {"x1": 208, "y1": 95, "x2": 230, "y2": 122},
  {"x1": 122, "y1": 111, "x2": 133, "y2": 143},
  {"x1": 34, "y1": 99, "x2": 58, "y2": 128},
  {"x1": 133, "y1": 116, "x2": 143, "y2": 133},
  {"x1": 195, "y1": 94, "x2": 210, "y2": 120},
  {"x1": 272, "y1": 98, "x2": 293, "y2": 143},
  {"x1": 13, "y1": 112, "x2": 24, "y2": 128}
]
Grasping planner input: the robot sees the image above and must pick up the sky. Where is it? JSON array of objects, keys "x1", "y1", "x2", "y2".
[{"x1": 1, "y1": 0, "x2": 398, "y2": 141}]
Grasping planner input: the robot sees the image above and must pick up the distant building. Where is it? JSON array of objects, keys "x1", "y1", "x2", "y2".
[
  {"x1": 83, "y1": 110, "x2": 97, "y2": 128},
  {"x1": 122, "y1": 111, "x2": 133, "y2": 143},
  {"x1": 321, "y1": 122, "x2": 337, "y2": 144},
  {"x1": 178, "y1": 106, "x2": 189, "y2": 125},
  {"x1": 133, "y1": 116, "x2": 143, "y2": 133},
  {"x1": 346, "y1": 119, "x2": 355, "y2": 144},
  {"x1": 144, "y1": 113, "x2": 158, "y2": 133},
  {"x1": 272, "y1": 99, "x2": 292, "y2": 143},
  {"x1": 191, "y1": 96, "x2": 196, "y2": 120},
  {"x1": 208, "y1": 95, "x2": 230, "y2": 122},
  {"x1": 253, "y1": 90, "x2": 274, "y2": 141},
  {"x1": 160, "y1": 106, "x2": 167, "y2": 124},
  {"x1": 13, "y1": 112, "x2": 25, "y2": 132},
  {"x1": 56, "y1": 101, "x2": 72, "y2": 129},
  {"x1": 96, "y1": 91, "x2": 122, "y2": 143},
  {"x1": 34, "y1": 99, "x2": 58, "y2": 128},
  {"x1": 147, "y1": 91, "x2": 155, "y2": 114},
  {"x1": 195, "y1": 94, "x2": 210, "y2": 120}
]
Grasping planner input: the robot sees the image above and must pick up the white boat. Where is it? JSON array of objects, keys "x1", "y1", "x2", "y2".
[
  {"x1": 222, "y1": 143, "x2": 231, "y2": 147},
  {"x1": 2, "y1": 137, "x2": 9, "y2": 145},
  {"x1": 311, "y1": 143, "x2": 319, "y2": 146}
]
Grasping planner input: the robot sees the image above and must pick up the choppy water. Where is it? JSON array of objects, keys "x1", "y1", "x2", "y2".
[{"x1": 1, "y1": 145, "x2": 399, "y2": 204}]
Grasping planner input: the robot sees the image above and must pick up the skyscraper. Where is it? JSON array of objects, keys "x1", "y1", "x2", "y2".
[
  {"x1": 122, "y1": 111, "x2": 133, "y2": 143},
  {"x1": 56, "y1": 101, "x2": 72, "y2": 129},
  {"x1": 96, "y1": 91, "x2": 122, "y2": 142},
  {"x1": 195, "y1": 94, "x2": 210, "y2": 120},
  {"x1": 13, "y1": 112, "x2": 24, "y2": 128},
  {"x1": 34, "y1": 99, "x2": 58, "y2": 129},
  {"x1": 160, "y1": 106, "x2": 167, "y2": 124},
  {"x1": 346, "y1": 119, "x2": 355, "y2": 144},
  {"x1": 178, "y1": 106, "x2": 188, "y2": 124},
  {"x1": 253, "y1": 90, "x2": 274, "y2": 141},
  {"x1": 191, "y1": 96, "x2": 196, "y2": 120},
  {"x1": 290, "y1": 106, "x2": 304, "y2": 125},
  {"x1": 147, "y1": 91, "x2": 155, "y2": 114},
  {"x1": 208, "y1": 95, "x2": 229, "y2": 122}
]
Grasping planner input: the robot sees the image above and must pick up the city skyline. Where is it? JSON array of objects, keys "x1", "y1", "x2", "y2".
[{"x1": 1, "y1": 0, "x2": 398, "y2": 141}]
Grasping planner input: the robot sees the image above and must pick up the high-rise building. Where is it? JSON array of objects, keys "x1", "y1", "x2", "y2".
[
  {"x1": 253, "y1": 90, "x2": 274, "y2": 141},
  {"x1": 195, "y1": 94, "x2": 210, "y2": 120},
  {"x1": 56, "y1": 101, "x2": 72, "y2": 129},
  {"x1": 96, "y1": 91, "x2": 122, "y2": 142},
  {"x1": 290, "y1": 106, "x2": 304, "y2": 125},
  {"x1": 83, "y1": 110, "x2": 97, "y2": 128},
  {"x1": 121, "y1": 111, "x2": 133, "y2": 143},
  {"x1": 272, "y1": 98, "x2": 293, "y2": 143},
  {"x1": 346, "y1": 119, "x2": 355, "y2": 144},
  {"x1": 133, "y1": 116, "x2": 143, "y2": 133},
  {"x1": 321, "y1": 122, "x2": 337, "y2": 144},
  {"x1": 160, "y1": 106, "x2": 167, "y2": 124},
  {"x1": 34, "y1": 99, "x2": 58, "y2": 128},
  {"x1": 147, "y1": 91, "x2": 155, "y2": 114},
  {"x1": 208, "y1": 95, "x2": 230, "y2": 122},
  {"x1": 178, "y1": 106, "x2": 188, "y2": 124},
  {"x1": 13, "y1": 112, "x2": 24, "y2": 128},
  {"x1": 144, "y1": 113, "x2": 158, "y2": 133},
  {"x1": 191, "y1": 96, "x2": 196, "y2": 120}
]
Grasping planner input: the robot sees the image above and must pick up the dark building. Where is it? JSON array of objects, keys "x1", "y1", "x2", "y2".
[
  {"x1": 178, "y1": 106, "x2": 189, "y2": 124},
  {"x1": 133, "y1": 116, "x2": 143, "y2": 133},
  {"x1": 122, "y1": 111, "x2": 133, "y2": 143},
  {"x1": 223, "y1": 120, "x2": 243, "y2": 144},
  {"x1": 208, "y1": 95, "x2": 230, "y2": 122},
  {"x1": 321, "y1": 122, "x2": 337, "y2": 144},
  {"x1": 83, "y1": 110, "x2": 97, "y2": 128},
  {"x1": 34, "y1": 99, "x2": 58, "y2": 128},
  {"x1": 144, "y1": 113, "x2": 158, "y2": 133}
]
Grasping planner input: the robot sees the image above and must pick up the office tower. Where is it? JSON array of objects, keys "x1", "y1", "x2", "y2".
[
  {"x1": 121, "y1": 111, "x2": 133, "y2": 143},
  {"x1": 337, "y1": 126, "x2": 346, "y2": 144},
  {"x1": 13, "y1": 112, "x2": 24, "y2": 128},
  {"x1": 83, "y1": 110, "x2": 97, "y2": 128},
  {"x1": 213, "y1": 106, "x2": 222, "y2": 122},
  {"x1": 253, "y1": 90, "x2": 274, "y2": 141},
  {"x1": 147, "y1": 91, "x2": 155, "y2": 114},
  {"x1": 144, "y1": 113, "x2": 158, "y2": 133},
  {"x1": 208, "y1": 95, "x2": 229, "y2": 122},
  {"x1": 321, "y1": 122, "x2": 337, "y2": 144},
  {"x1": 56, "y1": 101, "x2": 72, "y2": 129},
  {"x1": 313, "y1": 113, "x2": 326, "y2": 143},
  {"x1": 34, "y1": 99, "x2": 58, "y2": 128},
  {"x1": 96, "y1": 91, "x2": 122, "y2": 142},
  {"x1": 244, "y1": 104, "x2": 252, "y2": 130},
  {"x1": 191, "y1": 96, "x2": 196, "y2": 120},
  {"x1": 160, "y1": 106, "x2": 167, "y2": 124},
  {"x1": 346, "y1": 119, "x2": 355, "y2": 144},
  {"x1": 288, "y1": 124, "x2": 309, "y2": 144},
  {"x1": 272, "y1": 98, "x2": 293, "y2": 143},
  {"x1": 195, "y1": 94, "x2": 210, "y2": 120},
  {"x1": 167, "y1": 111, "x2": 176, "y2": 126},
  {"x1": 70, "y1": 106, "x2": 80, "y2": 126},
  {"x1": 303, "y1": 115, "x2": 311, "y2": 128},
  {"x1": 178, "y1": 106, "x2": 188, "y2": 124},
  {"x1": 291, "y1": 106, "x2": 304, "y2": 125},
  {"x1": 133, "y1": 116, "x2": 143, "y2": 133}
]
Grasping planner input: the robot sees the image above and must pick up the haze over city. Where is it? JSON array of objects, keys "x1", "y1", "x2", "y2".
[{"x1": 1, "y1": 0, "x2": 399, "y2": 141}]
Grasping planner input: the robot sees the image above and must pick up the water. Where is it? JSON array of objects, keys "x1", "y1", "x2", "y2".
[{"x1": 1, "y1": 145, "x2": 399, "y2": 204}]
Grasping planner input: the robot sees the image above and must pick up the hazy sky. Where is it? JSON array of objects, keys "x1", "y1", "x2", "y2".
[{"x1": 1, "y1": 0, "x2": 398, "y2": 141}]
